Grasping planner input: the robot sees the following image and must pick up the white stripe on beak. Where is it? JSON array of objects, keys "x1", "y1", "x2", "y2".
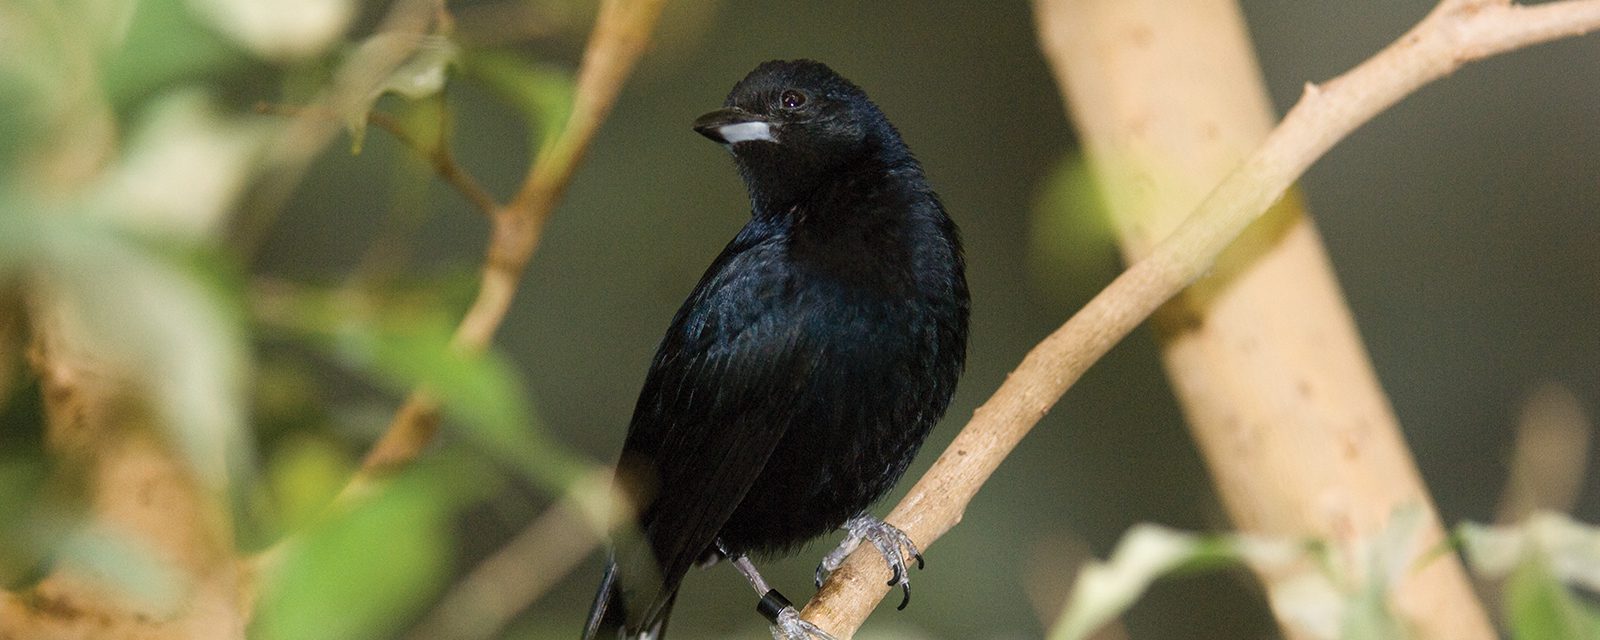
[{"x1": 718, "y1": 121, "x2": 776, "y2": 144}]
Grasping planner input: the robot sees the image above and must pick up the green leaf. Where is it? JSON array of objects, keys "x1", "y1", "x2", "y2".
[
  {"x1": 1462, "y1": 513, "x2": 1600, "y2": 591},
  {"x1": 463, "y1": 50, "x2": 574, "y2": 154},
  {"x1": 1340, "y1": 571, "x2": 1411, "y2": 640},
  {"x1": 1029, "y1": 152, "x2": 1114, "y2": 291},
  {"x1": 253, "y1": 458, "x2": 488, "y2": 640},
  {"x1": 0, "y1": 3, "x2": 108, "y2": 173},
  {"x1": 93, "y1": 89, "x2": 273, "y2": 240},
  {"x1": 1050, "y1": 507, "x2": 1432, "y2": 640},
  {"x1": 0, "y1": 455, "x2": 53, "y2": 584},
  {"x1": 101, "y1": 0, "x2": 247, "y2": 106},
  {"x1": 1460, "y1": 512, "x2": 1600, "y2": 640},
  {"x1": 254, "y1": 285, "x2": 586, "y2": 488},
  {"x1": 265, "y1": 435, "x2": 354, "y2": 535},
  {"x1": 1507, "y1": 557, "x2": 1600, "y2": 640},
  {"x1": 8, "y1": 0, "x2": 139, "y2": 61}
]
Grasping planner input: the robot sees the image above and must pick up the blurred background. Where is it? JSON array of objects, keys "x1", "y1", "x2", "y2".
[{"x1": 3, "y1": 1, "x2": 1597, "y2": 638}]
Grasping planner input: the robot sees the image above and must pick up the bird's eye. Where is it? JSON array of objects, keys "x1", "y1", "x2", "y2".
[{"x1": 779, "y1": 90, "x2": 807, "y2": 110}]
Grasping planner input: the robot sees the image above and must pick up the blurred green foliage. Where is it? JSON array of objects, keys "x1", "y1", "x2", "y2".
[
  {"x1": 1, "y1": 0, "x2": 591, "y2": 637},
  {"x1": 255, "y1": 452, "x2": 500, "y2": 640},
  {"x1": 1, "y1": 1, "x2": 1598, "y2": 639},
  {"x1": 465, "y1": 50, "x2": 576, "y2": 155}
]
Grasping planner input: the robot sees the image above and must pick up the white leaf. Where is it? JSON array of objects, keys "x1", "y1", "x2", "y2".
[
  {"x1": 95, "y1": 90, "x2": 271, "y2": 240},
  {"x1": 1049, "y1": 524, "x2": 1202, "y2": 640},
  {"x1": 1463, "y1": 512, "x2": 1600, "y2": 592},
  {"x1": 1459, "y1": 521, "x2": 1527, "y2": 579},
  {"x1": 1050, "y1": 507, "x2": 1427, "y2": 640},
  {"x1": 1268, "y1": 572, "x2": 1345, "y2": 640},
  {"x1": 187, "y1": 0, "x2": 356, "y2": 60}
]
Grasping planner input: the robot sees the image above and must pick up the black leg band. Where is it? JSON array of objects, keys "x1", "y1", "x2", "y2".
[{"x1": 757, "y1": 588, "x2": 793, "y2": 624}]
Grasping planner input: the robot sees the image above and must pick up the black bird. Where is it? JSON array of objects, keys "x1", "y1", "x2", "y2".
[{"x1": 584, "y1": 60, "x2": 968, "y2": 640}]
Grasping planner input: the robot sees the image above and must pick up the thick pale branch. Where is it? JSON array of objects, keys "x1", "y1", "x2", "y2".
[
  {"x1": 1036, "y1": 0, "x2": 1494, "y2": 637},
  {"x1": 800, "y1": 1, "x2": 1600, "y2": 635}
]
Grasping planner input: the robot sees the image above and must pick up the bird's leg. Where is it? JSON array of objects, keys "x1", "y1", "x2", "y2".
[
  {"x1": 813, "y1": 514, "x2": 923, "y2": 610},
  {"x1": 718, "y1": 539, "x2": 835, "y2": 640}
]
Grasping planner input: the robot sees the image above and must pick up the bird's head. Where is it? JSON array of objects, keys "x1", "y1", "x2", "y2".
[{"x1": 693, "y1": 60, "x2": 909, "y2": 212}]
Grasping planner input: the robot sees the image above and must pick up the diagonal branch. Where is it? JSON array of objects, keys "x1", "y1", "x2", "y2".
[
  {"x1": 799, "y1": 0, "x2": 1600, "y2": 636},
  {"x1": 347, "y1": 0, "x2": 668, "y2": 493},
  {"x1": 367, "y1": 110, "x2": 501, "y2": 219}
]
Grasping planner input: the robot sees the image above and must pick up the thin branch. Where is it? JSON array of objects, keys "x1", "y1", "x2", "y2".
[
  {"x1": 348, "y1": 0, "x2": 669, "y2": 488},
  {"x1": 800, "y1": 1, "x2": 1600, "y2": 635},
  {"x1": 254, "y1": 103, "x2": 501, "y2": 218},
  {"x1": 369, "y1": 111, "x2": 501, "y2": 219}
]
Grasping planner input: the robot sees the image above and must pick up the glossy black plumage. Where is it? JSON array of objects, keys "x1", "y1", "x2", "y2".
[{"x1": 585, "y1": 60, "x2": 968, "y2": 639}]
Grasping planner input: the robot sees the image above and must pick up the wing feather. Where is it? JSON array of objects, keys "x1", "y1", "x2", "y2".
[{"x1": 612, "y1": 230, "x2": 811, "y2": 630}]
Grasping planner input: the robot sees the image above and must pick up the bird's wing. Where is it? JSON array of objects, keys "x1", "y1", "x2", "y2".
[{"x1": 614, "y1": 234, "x2": 814, "y2": 627}]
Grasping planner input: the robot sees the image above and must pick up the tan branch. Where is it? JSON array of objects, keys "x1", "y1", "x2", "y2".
[
  {"x1": 369, "y1": 110, "x2": 501, "y2": 219},
  {"x1": 2, "y1": 300, "x2": 246, "y2": 640},
  {"x1": 800, "y1": 1, "x2": 1600, "y2": 636},
  {"x1": 348, "y1": 0, "x2": 668, "y2": 489},
  {"x1": 1034, "y1": 0, "x2": 1497, "y2": 637}
]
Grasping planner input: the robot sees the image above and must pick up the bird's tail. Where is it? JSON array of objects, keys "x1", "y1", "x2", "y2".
[
  {"x1": 582, "y1": 559, "x2": 627, "y2": 639},
  {"x1": 583, "y1": 558, "x2": 678, "y2": 640}
]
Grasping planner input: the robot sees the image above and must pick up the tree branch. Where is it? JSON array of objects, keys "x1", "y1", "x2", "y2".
[
  {"x1": 369, "y1": 110, "x2": 501, "y2": 219},
  {"x1": 1032, "y1": 0, "x2": 1497, "y2": 637},
  {"x1": 347, "y1": 0, "x2": 668, "y2": 491},
  {"x1": 2, "y1": 299, "x2": 246, "y2": 639},
  {"x1": 799, "y1": 1, "x2": 1600, "y2": 636}
]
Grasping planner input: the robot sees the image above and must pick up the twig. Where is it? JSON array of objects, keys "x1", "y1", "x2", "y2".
[
  {"x1": 254, "y1": 103, "x2": 501, "y2": 218},
  {"x1": 799, "y1": 1, "x2": 1600, "y2": 636},
  {"x1": 370, "y1": 111, "x2": 500, "y2": 219},
  {"x1": 348, "y1": 0, "x2": 669, "y2": 488}
]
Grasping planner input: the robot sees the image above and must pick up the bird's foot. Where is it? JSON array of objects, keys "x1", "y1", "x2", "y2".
[
  {"x1": 770, "y1": 606, "x2": 835, "y2": 640},
  {"x1": 758, "y1": 589, "x2": 834, "y2": 640},
  {"x1": 813, "y1": 514, "x2": 923, "y2": 610}
]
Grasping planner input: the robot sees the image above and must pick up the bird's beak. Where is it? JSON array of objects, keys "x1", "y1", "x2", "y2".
[{"x1": 693, "y1": 108, "x2": 776, "y2": 145}]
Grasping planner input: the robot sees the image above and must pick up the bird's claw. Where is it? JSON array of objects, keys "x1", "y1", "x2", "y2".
[
  {"x1": 770, "y1": 605, "x2": 835, "y2": 640},
  {"x1": 759, "y1": 589, "x2": 832, "y2": 639},
  {"x1": 812, "y1": 514, "x2": 923, "y2": 610}
]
